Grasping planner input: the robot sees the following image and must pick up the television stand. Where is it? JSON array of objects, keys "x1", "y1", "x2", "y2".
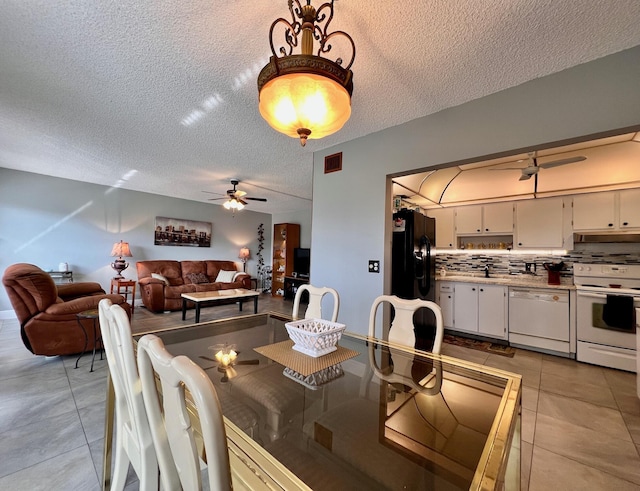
[{"x1": 283, "y1": 276, "x2": 309, "y2": 300}]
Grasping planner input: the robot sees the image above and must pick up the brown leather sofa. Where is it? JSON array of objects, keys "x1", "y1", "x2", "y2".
[
  {"x1": 2, "y1": 263, "x2": 132, "y2": 356},
  {"x1": 136, "y1": 260, "x2": 252, "y2": 312}
]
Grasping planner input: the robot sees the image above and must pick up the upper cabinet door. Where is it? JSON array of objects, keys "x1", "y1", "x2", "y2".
[
  {"x1": 427, "y1": 208, "x2": 456, "y2": 248},
  {"x1": 515, "y1": 197, "x2": 564, "y2": 248},
  {"x1": 455, "y1": 206, "x2": 483, "y2": 234},
  {"x1": 483, "y1": 203, "x2": 514, "y2": 233},
  {"x1": 572, "y1": 192, "x2": 615, "y2": 230},
  {"x1": 619, "y1": 189, "x2": 640, "y2": 229}
]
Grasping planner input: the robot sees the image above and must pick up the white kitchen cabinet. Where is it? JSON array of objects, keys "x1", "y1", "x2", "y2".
[
  {"x1": 455, "y1": 206, "x2": 483, "y2": 235},
  {"x1": 572, "y1": 189, "x2": 640, "y2": 231},
  {"x1": 438, "y1": 282, "x2": 454, "y2": 329},
  {"x1": 619, "y1": 189, "x2": 640, "y2": 229},
  {"x1": 455, "y1": 203, "x2": 513, "y2": 236},
  {"x1": 483, "y1": 203, "x2": 514, "y2": 234},
  {"x1": 478, "y1": 285, "x2": 508, "y2": 339},
  {"x1": 451, "y1": 282, "x2": 507, "y2": 339},
  {"x1": 453, "y1": 283, "x2": 479, "y2": 333},
  {"x1": 427, "y1": 208, "x2": 455, "y2": 248},
  {"x1": 572, "y1": 192, "x2": 616, "y2": 230},
  {"x1": 515, "y1": 197, "x2": 564, "y2": 248}
]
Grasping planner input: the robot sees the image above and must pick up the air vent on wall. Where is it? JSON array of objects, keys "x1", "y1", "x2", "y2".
[{"x1": 324, "y1": 152, "x2": 342, "y2": 174}]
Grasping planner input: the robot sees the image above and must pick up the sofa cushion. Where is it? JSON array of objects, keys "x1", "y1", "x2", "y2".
[
  {"x1": 215, "y1": 270, "x2": 237, "y2": 283},
  {"x1": 185, "y1": 272, "x2": 209, "y2": 284}
]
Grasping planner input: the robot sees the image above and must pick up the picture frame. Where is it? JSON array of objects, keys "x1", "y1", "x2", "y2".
[{"x1": 154, "y1": 216, "x2": 212, "y2": 247}]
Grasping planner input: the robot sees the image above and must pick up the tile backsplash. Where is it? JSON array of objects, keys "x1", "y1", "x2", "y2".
[{"x1": 436, "y1": 245, "x2": 640, "y2": 281}]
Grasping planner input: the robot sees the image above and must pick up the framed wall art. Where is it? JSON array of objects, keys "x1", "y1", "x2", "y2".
[{"x1": 154, "y1": 216, "x2": 212, "y2": 247}]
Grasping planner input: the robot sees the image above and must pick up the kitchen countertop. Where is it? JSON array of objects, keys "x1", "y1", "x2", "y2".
[{"x1": 437, "y1": 274, "x2": 575, "y2": 290}]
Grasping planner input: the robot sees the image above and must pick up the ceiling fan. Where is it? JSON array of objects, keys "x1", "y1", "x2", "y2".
[
  {"x1": 205, "y1": 179, "x2": 267, "y2": 210},
  {"x1": 491, "y1": 153, "x2": 587, "y2": 181}
]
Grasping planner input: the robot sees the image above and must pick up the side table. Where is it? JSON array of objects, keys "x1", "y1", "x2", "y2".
[
  {"x1": 110, "y1": 278, "x2": 136, "y2": 314},
  {"x1": 76, "y1": 309, "x2": 102, "y2": 372}
]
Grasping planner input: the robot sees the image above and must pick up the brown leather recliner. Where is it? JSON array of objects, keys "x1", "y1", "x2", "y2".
[{"x1": 2, "y1": 263, "x2": 132, "y2": 356}]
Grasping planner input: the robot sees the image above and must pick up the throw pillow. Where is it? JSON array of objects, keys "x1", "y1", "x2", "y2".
[
  {"x1": 186, "y1": 272, "x2": 209, "y2": 284},
  {"x1": 215, "y1": 270, "x2": 237, "y2": 283},
  {"x1": 233, "y1": 272, "x2": 245, "y2": 281},
  {"x1": 151, "y1": 273, "x2": 169, "y2": 285}
]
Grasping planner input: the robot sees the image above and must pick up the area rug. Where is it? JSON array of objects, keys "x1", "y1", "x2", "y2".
[{"x1": 444, "y1": 334, "x2": 516, "y2": 358}]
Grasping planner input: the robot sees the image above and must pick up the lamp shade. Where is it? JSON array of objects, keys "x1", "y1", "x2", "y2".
[
  {"x1": 239, "y1": 247, "x2": 250, "y2": 260},
  {"x1": 258, "y1": 72, "x2": 351, "y2": 143},
  {"x1": 110, "y1": 241, "x2": 132, "y2": 257}
]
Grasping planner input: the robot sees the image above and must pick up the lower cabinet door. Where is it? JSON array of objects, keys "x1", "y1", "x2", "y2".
[
  {"x1": 478, "y1": 285, "x2": 507, "y2": 339},
  {"x1": 453, "y1": 284, "x2": 479, "y2": 333}
]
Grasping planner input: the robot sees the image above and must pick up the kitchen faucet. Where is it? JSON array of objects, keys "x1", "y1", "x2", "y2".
[{"x1": 484, "y1": 264, "x2": 490, "y2": 278}]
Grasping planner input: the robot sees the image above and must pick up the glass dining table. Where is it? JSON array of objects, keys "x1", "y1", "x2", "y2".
[{"x1": 102, "y1": 312, "x2": 521, "y2": 490}]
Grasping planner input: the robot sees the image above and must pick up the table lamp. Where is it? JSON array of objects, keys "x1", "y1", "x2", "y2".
[
  {"x1": 110, "y1": 240, "x2": 133, "y2": 279},
  {"x1": 238, "y1": 247, "x2": 250, "y2": 272}
]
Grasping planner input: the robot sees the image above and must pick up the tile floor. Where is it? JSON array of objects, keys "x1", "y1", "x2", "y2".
[{"x1": 1, "y1": 295, "x2": 640, "y2": 490}]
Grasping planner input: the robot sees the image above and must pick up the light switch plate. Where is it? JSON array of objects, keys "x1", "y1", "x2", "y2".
[{"x1": 368, "y1": 260, "x2": 380, "y2": 273}]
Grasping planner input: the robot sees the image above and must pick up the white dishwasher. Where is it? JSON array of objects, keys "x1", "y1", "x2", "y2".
[{"x1": 508, "y1": 288, "x2": 570, "y2": 354}]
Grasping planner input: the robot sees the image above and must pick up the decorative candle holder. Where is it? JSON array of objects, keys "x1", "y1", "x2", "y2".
[{"x1": 210, "y1": 343, "x2": 238, "y2": 372}]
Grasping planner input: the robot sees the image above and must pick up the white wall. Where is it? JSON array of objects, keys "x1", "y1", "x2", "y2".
[
  {"x1": 0, "y1": 169, "x2": 271, "y2": 313},
  {"x1": 271, "y1": 209, "x2": 313, "y2": 248},
  {"x1": 311, "y1": 46, "x2": 640, "y2": 335}
]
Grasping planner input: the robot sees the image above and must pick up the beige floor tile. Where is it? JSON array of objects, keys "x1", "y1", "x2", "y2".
[
  {"x1": 521, "y1": 409, "x2": 536, "y2": 444},
  {"x1": 604, "y1": 368, "x2": 637, "y2": 390},
  {"x1": 520, "y1": 441, "x2": 533, "y2": 491},
  {"x1": 529, "y1": 446, "x2": 640, "y2": 491},
  {"x1": 541, "y1": 356, "x2": 609, "y2": 386},
  {"x1": 535, "y1": 413, "x2": 640, "y2": 485},
  {"x1": 537, "y1": 391, "x2": 632, "y2": 441},
  {"x1": 540, "y1": 371, "x2": 618, "y2": 409},
  {"x1": 612, "y1": 384, "x2": 640, "y2": 415},
  {"x1": 0, "y1": 446, "x2": 99, "y2": 491},
  {"x1": 622, "y1": 411, "x2": 640, "y2": 446},
  {"x1": 0, "y1": 409, "x2": 87, "y2": 478},
  {"x1": 522, "y1": 386, "x2": 539, "y2": 412}
]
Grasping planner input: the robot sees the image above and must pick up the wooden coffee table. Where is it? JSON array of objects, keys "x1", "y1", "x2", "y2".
[{"x1": 181, "y1": 289, "x2": 259, "y2": 323}]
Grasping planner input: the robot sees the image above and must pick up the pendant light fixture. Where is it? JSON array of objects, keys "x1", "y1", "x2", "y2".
[{"x1": 257, "y1": 0, "x2": 355, "y2": 146}]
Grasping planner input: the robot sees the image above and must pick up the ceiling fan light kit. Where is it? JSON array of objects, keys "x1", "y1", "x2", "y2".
[
  {"x1": 209, "y1": 179, "x2": 267, "y2": 211},
  {"x1": 257, "y1": 0, "x2": 355, "y2": 146}
]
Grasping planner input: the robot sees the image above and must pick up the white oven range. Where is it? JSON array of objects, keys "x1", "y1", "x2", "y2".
[{"x1": 574, "y1": 263, "x2": 640, "y2": 372}]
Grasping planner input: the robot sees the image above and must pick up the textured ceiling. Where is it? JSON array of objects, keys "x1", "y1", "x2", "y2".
[{"x1": 1, "y1": 1, "x2": 640, "y2": 214}]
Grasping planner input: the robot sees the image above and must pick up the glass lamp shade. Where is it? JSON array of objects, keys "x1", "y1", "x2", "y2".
[
  {"x1": 224, "y1": 199, "x2": 244, "y2": 210},
  {"x1": 259, "y1": 73, "x2": 351, "y2": 145}
]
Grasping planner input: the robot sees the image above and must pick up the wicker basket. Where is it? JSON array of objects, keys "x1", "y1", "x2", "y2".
[
  {"x1": 283, "y1": 364, "x2": 345, "y2": 389},
  {"x1": 285, "y1": 318, "x2": 346, "y2": 357}
]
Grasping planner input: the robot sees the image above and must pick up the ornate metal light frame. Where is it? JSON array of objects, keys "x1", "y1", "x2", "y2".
[{"x1": 258, "y1": 0, "x2": 355, "y2": 146}]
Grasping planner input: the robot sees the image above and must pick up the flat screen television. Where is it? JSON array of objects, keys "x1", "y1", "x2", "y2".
[{"x1": 293, "y1": 248, "x2": 311, "y2": 278}]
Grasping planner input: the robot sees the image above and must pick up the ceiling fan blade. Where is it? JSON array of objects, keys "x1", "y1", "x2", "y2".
[
  {"x1": 207, "y1": 197, "x2": 227, "y2": 201},
  {"x1": 538, "y1": 156, "x2": 586, "y2": 169},
  {"x1": 519, "y1": 173, "x2": 532, "y2": 181},
  {"x1": 238, "y1": 198, "x2": 248, "y2": 205},
  {"x1": 245, "y1": 197, "x2": 267, "y2": 202}
]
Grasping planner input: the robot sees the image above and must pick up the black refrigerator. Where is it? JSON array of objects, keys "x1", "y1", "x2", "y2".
[{"x1": 391, "y1": 208, "x2": 437, "y2": 351}]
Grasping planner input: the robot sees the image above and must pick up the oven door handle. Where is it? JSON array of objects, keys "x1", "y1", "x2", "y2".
[{"x1": 577, "y1": 291, "x2": 608, "y2": 300}]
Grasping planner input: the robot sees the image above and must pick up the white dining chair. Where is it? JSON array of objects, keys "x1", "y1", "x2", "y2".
[
  {"x1": 137, "y1": 333, "x2": 232, "y2": 491},
  {"x1": 97, "y1": 299, "x2": 159, "y2": 491},
  {"x1": 292, "y1": 284, "x2": 340, "y2": 322},
  {"x1": 368, "y1": 295, "x2": 444, "y2": 354}
]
